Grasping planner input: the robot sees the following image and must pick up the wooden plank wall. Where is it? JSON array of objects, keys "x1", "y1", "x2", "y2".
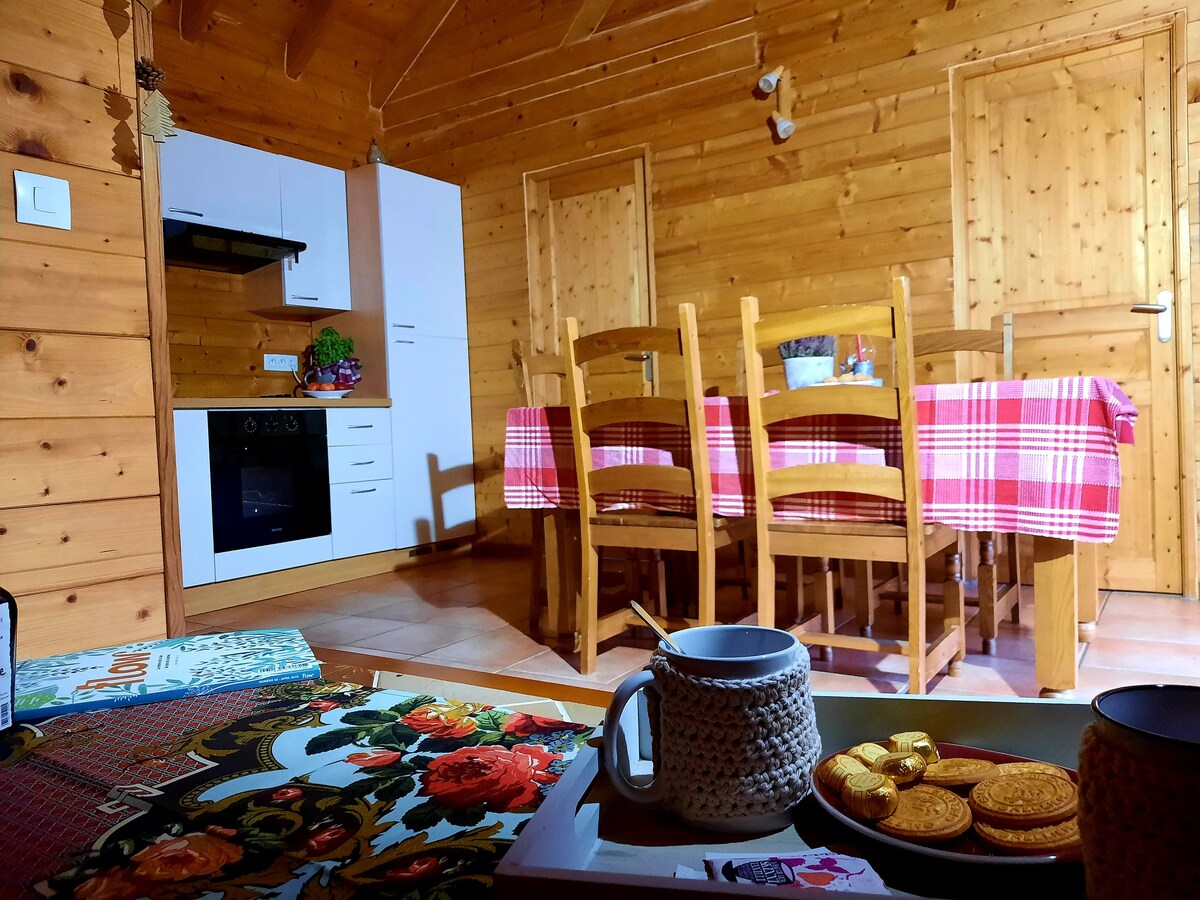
[
  {"x1": 150, "y1": 0, "x2": 382, "y2": 170},
  {"x1": 377, "y1": 0, "x2": 1200, "y2": 550},
  {"x1": 166, "y1": 266, "x2": 313, "y2": 397},
  {"x1": 0, "y1": 0, "x2": 168, "y2": 655}
]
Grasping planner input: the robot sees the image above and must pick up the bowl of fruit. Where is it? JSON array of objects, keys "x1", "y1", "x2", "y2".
[
  {"x1": 297, "y1": 327, "x2": 361, "y2": 399},
  {"x1": 301, "y1": 382, "x2": 354, "y2": 399}
]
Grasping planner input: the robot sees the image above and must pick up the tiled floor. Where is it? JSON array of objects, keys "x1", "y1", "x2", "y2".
[{"x1": 187, "y1": 552, "x2": 1200, "y2": 706}]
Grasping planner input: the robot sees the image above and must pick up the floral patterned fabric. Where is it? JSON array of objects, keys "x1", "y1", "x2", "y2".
[{"x1": 0, "y1": 680, "x2": 593, "y2": 898}]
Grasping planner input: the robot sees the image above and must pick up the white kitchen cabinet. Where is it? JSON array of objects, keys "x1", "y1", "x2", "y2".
[
  {"x1": 387, "y1": 334, "x2": 475, "y2": 548},
  {"x1": 279, "y1": 155, "x2": 351, "y2": 312},
  {"x1": 160, "y1": 130, "x2": 282, "y2": 237},
  {"x1": 373, "y1": 165, "x2": 468, "y2": 339},
  {"x1": 173, "y1": 410, "x2": 215, "y2": 588},
  {"x1": 326, "y1": 408, "x2": 391, "y2": 447},
  {"x1": 327, "y1": 408, "x2": 397, "y2": 559},
  {"x1": 331, "y1": 480, "x2": 398, "y2": 558},
  {"x1": 328, "y1": 445, "x2": 393, "y2": 484}
]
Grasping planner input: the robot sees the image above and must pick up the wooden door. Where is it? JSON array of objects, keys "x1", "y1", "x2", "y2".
[
  {"x1": 956, "y1": 31, "x2": 1185, "y2": 593},
  {"x1": 525, "y1": 149, "x2": 655, "y2": 404}
]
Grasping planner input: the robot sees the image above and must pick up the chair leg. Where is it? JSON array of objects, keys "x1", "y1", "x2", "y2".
[
  {"x1": 579, "y1": 540, "x2": 600, "y2": 675},
  {"x1": 757, "y1": 543, "x2": 776, "y2": 631},
  {"x1": 737, "y1": 540, "x2": 750, "y2": 602},
  {"x1": 697, "y1": 530, "x2": 717, "y2": 627},
  {"x1": 977, "y1": 535, "x2": 999, "y2": 655},
  {"x1": 815, "y1": 557, "x2": 834, "y2": 663},
  {"x1": 1005, "y1": 534, "x2": 1021, "y2": 624},
  {"x1": 943, "y1": 550, "x2": 965, "y2": 676},
  {"x1": 649, "y1": 550, "x2": 669, "y2": 619},
  {"x1": 893, "y1": 562, "x2": 907, "y2": 614},
  {"x1": 529, "y1": 510, "x2": 546, "y2": 636},
  {"x1": 851, "y1": 559, "x2": 875, "y2": 638},
  {"x1": 907, "y1": 555, "x2": 929, "y2": 695}
]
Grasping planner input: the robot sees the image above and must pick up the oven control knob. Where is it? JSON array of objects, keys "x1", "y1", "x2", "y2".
[
  {"x1": 284, "y1": 416, "x2": 300, "y2": 432},
  {"x1": 242, "y1": 418, "x2": 258, "y2": 434}
]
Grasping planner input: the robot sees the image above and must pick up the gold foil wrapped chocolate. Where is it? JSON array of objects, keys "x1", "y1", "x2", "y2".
[
  {"x1": 841, "y1": 772, "x2": 900, "y2": 820},
  {"x1": 847, "y1": 742, "x2": 889, "y2": 768},
  {"x1": 871, "y1": 751, "x2": 927, "y2": 786},
  {"x1": 818, "y1": 754, "x2": 870, "y2": 793},
  {"x1": 888, "y1": 731, "x2": 941, "y2": 764}
]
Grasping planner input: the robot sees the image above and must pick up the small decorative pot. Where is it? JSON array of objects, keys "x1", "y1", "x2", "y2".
[{"x1": 783, "y1": 356, "x2": 835, "y2": 389}]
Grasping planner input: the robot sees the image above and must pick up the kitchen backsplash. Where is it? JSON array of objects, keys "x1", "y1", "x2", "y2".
[{"x1": 166, "y1": 266, "x2": 313, "y2": 397}]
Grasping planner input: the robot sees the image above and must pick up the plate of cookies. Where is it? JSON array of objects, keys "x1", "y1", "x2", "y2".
[{"x1": 812, "y1": 730, "x2": 1081, "y2": 865}]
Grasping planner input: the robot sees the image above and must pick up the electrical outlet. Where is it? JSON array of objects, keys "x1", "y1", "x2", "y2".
[{"x1": 264, "y1": 353, "x2": 298, "y2": 372}]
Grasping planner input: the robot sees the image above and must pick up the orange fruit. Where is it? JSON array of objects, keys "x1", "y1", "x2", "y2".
[
  {"x1": 306, "y1": 382, "x2": 319, "y2": 391},
  {"x1": 318, "y1": 383, "x2": 336, "y2": 391}
]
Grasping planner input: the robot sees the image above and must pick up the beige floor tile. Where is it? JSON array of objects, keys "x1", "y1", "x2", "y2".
[
  {"x1": 412, "y1": 605, "x2": 514, "y2": 631},
  {"x1": 420, "y1": 629, "x2": 547, "y2": 670},
  {"x1": 270, "y1": 585, "x2": 357, "y2": 608},
  {"x1": 1092, "y1": 611, "x2": 1200, "y2": 645},
  {"x1": 504, "y1": 645, "x2": 652, "y2": 686},
  {"x1": 1102, "y1": 591, "x2": 1200, "y2": 620},
  {"x1": 1080, "y1": 635, "x2": 1200, "y2": 680},
  {"x1": 194, "y1": 602, "x2": 340, "y2": 630},
  {"x1": 352, "y1": 622, "x2": 485, "y2": 656},
  {"x1": 355, "y1": 596, "x2": 449, "y2": 624},
  {"x1": 301, "y1": 616, "x2": 407, "y2": 648},
  {"x1": 278, "y1": 591, "x2": 400, "y2": 617}
]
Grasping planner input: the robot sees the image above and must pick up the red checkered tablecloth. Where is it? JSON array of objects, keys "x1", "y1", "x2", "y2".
[{"x1": 503, "y1": 376, "x2": 1137, "y2": 542}]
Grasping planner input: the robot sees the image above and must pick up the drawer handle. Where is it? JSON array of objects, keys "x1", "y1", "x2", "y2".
[
  {"x1": 167, "y1": 207, "x2": 204, "y2": 217},
  {"x1": 347, "y1": 424, "x2": 374, "y2": 429},
  {"x1": 350, "y1": 460, "x2": 374, "y2": 466},
  {"x1": 290, "y1": 295, "x2": 320, "y2": 301},
  {"x1": 392, "y1": 323, "x2": 416, "y2": 328},
  {"x1": 350, "y1": 488, "x2": 377, "y2": 495},
  {"x1": 394, "y1": 339, "x2": 416, "y2": 344}
]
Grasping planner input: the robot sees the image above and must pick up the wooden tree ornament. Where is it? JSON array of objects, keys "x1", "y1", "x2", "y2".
[{"x1": 136, "y1": 56, "x2": 176, "y2": 144}]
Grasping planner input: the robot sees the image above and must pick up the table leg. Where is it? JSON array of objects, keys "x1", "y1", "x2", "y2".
[
  {"x1": 1077, "y1": 542, "x2": 1099, "y2": 644},
  {"x1": 848, "y1": 560, "x2": 876, "y2": 638},
  {"x1": 542, "y1": 509, "x2": 580, "y2": 652},
  {"x1": 1034, "y1": 536, "x2": 1079, "y2": 698}
]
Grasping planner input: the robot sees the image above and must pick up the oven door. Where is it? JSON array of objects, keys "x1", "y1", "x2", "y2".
[{"x1": 208, "y1": 410, "x2": 331, "y2": 554}]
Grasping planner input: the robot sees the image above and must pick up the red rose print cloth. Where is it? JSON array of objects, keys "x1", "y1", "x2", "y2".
[{"x1": 0, "y1": 680, "x2": 593, "y2": 898}]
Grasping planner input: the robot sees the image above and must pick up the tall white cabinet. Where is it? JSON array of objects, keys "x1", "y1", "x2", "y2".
[{"x1": 348, "y1": 164, "x2": 476, "y2": 549}]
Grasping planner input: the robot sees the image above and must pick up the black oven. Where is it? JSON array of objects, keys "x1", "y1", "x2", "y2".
[{"x1": 208, "y1": 410, "x2": 331, "y2": 553}]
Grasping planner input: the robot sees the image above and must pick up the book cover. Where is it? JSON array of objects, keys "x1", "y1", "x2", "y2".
[{"x1": 13, "y1": 629, "x2": 320, "y2": 722}]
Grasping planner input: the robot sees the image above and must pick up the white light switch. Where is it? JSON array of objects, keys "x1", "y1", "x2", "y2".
[{"x1": 14, "y1": 170, "x2": 71, "y2": 230}]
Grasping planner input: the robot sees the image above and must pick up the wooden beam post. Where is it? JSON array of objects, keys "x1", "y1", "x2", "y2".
[
  {"x1": 180, "y1": 0, "x2": 221, "y2": 43},
  {"x1": 369, "y1": 0, "x2": 457, "y2": 110},
  {"x1": 285, "y1": 0, "x2": 336, "y2": 81}
]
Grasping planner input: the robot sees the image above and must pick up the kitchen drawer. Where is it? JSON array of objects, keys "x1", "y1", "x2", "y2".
[
  {"x1": 326, "y1": 408, "x2": 391, "y2": 446},
  {"x1": 328, "y1": 444, "x2": 393, "y2": 484},
  {"x1": 331, "y1": 479, "x2": 397, "y2": 559}
]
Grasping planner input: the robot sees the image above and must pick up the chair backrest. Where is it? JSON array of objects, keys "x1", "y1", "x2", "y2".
[
  {"x1": 511, "y1": 340, "x2": 566, "y2": 406},
  {"x1": 739, "y1": 276, "x2": 922, "y2": 534},
  {"x1": 912, "y1": 313, "x2": 1014, "y2": 381},
  {"x1": 560, "y1": 304, "x2": 712, "y2": 523}
]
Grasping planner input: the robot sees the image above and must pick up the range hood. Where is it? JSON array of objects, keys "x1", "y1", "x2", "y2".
[{"x1": 162, "y1": 218, "x2": 307, "y2": 274}]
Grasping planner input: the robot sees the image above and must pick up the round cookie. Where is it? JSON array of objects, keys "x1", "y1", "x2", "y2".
[
  {"x1": 974, "y1": 816, "x2": 1082, "y2": 857},
  {"x1": 875, "y1": 784, "x2": 972, "y2": 844},
  {"x1": 922, "y1": 757, "x2": 1000, "y2": 789},
  {"x1": 969, "y1": 772, "x2": 1078, "y2": 828},
  {"x1": 994, "y1": 761, "x2": 1072, "y2": 781}
]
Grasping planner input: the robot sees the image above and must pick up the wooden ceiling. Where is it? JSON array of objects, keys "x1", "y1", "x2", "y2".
[{"x1": 150, "y1": 0, "x2": 748, "y2": 170}]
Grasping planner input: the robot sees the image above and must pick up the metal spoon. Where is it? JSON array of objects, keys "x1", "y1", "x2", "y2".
[{"x1": 631, "y1": 600, "x2": 684, "y2": 653}]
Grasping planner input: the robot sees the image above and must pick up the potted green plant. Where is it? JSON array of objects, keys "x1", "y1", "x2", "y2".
[
  {"x1": 778, "y1": 335, "x2": 837, "y2": 388},
  {"x1": 302, "y1": 326, "x2": 362, "y2": 393}
]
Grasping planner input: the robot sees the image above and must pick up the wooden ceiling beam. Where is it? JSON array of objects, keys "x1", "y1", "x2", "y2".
[
  {"x1": 285, "y1": 0, "x2": 337, "y2": 80},
  {"x1": 179, "y1": 0, "x2": 222, "y2": 43},
  {"x1": 562, "y1": 0, "x2": 614, "y2": 45},
  {"x1": 369, "y1": 0, "x2": 458, "y2": 110}
]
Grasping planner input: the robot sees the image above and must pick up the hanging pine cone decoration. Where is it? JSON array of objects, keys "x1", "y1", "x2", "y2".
[{"x1": 135, "y1": 57, "x2": 166, "y2": 91}]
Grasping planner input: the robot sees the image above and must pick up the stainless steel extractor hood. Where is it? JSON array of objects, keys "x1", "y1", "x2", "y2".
[{"x1": 162, "y1": 218, "x2": 307, "y2": 274}]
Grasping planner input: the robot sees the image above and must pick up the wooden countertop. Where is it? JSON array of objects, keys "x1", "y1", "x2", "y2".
[{"x1": 172, "y1": 397, "x2": 392, "y2": 409}]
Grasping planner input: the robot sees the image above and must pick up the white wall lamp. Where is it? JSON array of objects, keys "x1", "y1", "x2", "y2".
[{"x1": 758, "y1": 65, "x2": 795, "y2": 141}]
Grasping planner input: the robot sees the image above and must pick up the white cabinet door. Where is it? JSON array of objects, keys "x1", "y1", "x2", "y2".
[
  {"x1": 173, "y1": 411, "x2": 215, "y2": 587},
  {"x1": 331, "y1": 480, "x2": 397, "y2": 558},
  {"x1": 388, "y1": 335, "x2": 476, "y2": 548},
  {"x1": 379, "y1": 166, "x2": 467, "y2": 338},
  {"x1": 160, "y1": 130, "x2": 282, "y2": 237},
  {"x1": 326, "y1": 408, "x2": 391, "y2": 446},
  {"x1": 279, "y1": 155, "x2": 351, "y2": 311}
]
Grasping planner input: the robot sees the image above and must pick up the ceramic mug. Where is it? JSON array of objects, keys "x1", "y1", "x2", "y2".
[
  {"x1": 602, "y1": 625, "x2": 818, "y2": 832},
  {"x1": 1079, "y1": 684, "x2": 1200, "y2": 899}
]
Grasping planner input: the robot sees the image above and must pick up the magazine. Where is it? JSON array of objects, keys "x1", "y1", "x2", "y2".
[{"x1": 13, "y1": 629, "x2": 320, "y2": 721}]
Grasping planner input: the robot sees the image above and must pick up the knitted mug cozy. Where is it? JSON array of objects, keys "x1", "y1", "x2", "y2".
[{"x1": 645, "y1": 650, "x2": 821, "y2": 823}]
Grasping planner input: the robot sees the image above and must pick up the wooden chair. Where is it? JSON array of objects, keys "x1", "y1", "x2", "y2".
[
  {"x1": 739, "y1": 277, "x2": 965, "y2": 695},
  {"x1": 561, "y1": 304, "x2": 752, "y2": 674},
  {"x1": 911, "y1": 313, "x2": 1019, "y2": 655}
]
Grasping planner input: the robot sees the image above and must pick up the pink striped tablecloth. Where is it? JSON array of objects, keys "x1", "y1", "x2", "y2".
[{"x1": 503, "y1": 376, "x2": 1137, "y2": 543}]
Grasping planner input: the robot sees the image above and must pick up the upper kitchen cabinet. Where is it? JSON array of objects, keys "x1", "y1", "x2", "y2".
[
  {"x1": 160, "y1": 130, "x2": 282, "y2": 237},
  {"x1": 279, "y1": 156, "x2": 352, "y2": 312},
  {"x1": 349, "y1": 164, "x2": 467, "y2": 339}
]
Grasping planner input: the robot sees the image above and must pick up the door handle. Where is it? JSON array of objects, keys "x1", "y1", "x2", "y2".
[
  {"x1": 1130, "y1": 290, "x2": 1172, "y2": 342},
  {"x1": 349, "y1": 461, "x2": 374, "y2": 466},
  {"x1": 167, "y1": 207, "x2": 204, "y2": 217},
  {"x1": 347, "y1": 424, "x2": 373, "y2": 429},
  {"x1": 290, "y1": 296, "x2": 320, "y2": 302},
  {"x1": 391, "y1": 323, "x2": 416, "y2": 329},
  {"x1": 394, "y1": 339, "x2": 415, "y2": 344},
  {"x1": 350, "y1": 488, "x2": 377, "y2": 495}
]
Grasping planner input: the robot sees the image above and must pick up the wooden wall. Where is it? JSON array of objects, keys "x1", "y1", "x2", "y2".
[
  {"x1": 166, "y1": 266, "x2": 313, "y2": 397},
  {"x1": 377, "y1": 0, "x2": 1200, "y2": 559},
  {"x1": 0, "y1": 0, "x2": 168, "y2": 655},
  {"x1": 150, "y1": 0, "x2": 381, "y2": 170}
]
